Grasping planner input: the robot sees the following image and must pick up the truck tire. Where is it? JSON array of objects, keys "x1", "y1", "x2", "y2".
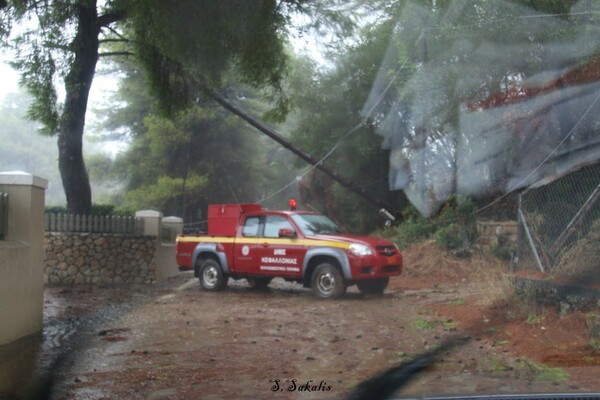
[
  {"x1": 199, "y1": 259, "x2": 227, "y2": 291},
  {"x1": 311, "y1": 263, "x2": 346, "y2": 299},
  {"x1": 247, "y1": 277, "x2": 272, "y2": 289},
  {"x1": 356, "y1": 277, "x2": 389, "y2": 296}
]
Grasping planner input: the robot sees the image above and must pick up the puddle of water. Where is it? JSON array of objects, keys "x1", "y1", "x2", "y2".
[{"x1": 0, "y1": 288, "x2": 142, "y2": 399}]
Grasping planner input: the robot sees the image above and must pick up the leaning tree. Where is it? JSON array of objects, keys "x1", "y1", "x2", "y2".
[{"x1": 1, "y1": 0, "x2": 347, "y2": 214}]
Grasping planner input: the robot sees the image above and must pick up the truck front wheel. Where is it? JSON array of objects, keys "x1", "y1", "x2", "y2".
[
  {"x1": 199, "y1": 259, "x2": 227, "y2": 291},
  {"x1": 311, "y1": 263, "x2": 346, "y2": 299},
  {"x1": 356, "y1": 277, "x2": 389, "y2": 296}
]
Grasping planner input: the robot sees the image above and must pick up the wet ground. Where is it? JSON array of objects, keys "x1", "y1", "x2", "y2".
[{"x1": 1, "y1": 247, "x2": 599, "y2": 400}]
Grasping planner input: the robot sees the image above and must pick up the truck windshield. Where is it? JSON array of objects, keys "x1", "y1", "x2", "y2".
[{"x1": 291, "y1": 214, "x2": 342, "y2": 236}]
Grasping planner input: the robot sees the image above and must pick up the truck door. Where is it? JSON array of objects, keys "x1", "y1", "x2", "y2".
[
  {"x1": 256, "y1": 215, "x2": 304, "y2": 278},
  {"x1": 233, "y1": 215, "x2": 263, "y2": 275}
]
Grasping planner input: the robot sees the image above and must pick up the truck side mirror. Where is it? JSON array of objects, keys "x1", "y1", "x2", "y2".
[{"x1": 278, "y1": 228, "x2": 297, "y2": 238}]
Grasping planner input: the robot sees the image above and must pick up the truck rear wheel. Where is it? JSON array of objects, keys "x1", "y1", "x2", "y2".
[
  {"x1": 199, "y1": 259, "x2": 227, "y2": 291},
  {"x1": 356, "y1": 277, "x2": 389, "y2": 296},
  {"x1": 311, "y1": 263, "x2": 346, "y2": 299}
]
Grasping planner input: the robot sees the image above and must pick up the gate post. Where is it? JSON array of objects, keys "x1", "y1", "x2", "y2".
[
  {"x1": 0, "y1": 171, "x2": 48, "y2": 345},
  {"x1": 134, "y1": 210, "x2": 182, "y2": 281}
]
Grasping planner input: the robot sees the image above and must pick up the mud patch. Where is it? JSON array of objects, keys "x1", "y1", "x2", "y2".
[{"x1": 3, "y1": 243, "x2": 599, "y2": 399}]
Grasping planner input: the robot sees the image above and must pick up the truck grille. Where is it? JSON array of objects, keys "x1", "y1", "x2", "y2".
[{"x1": 376, "y1": 245, "x2": 398, "y2": 257}]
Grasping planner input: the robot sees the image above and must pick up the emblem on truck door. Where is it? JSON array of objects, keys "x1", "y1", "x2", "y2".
[{"x1": 242, "y1": 245, "x2": 250, "y2": 256}]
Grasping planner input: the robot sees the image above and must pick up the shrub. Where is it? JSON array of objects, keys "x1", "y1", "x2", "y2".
[
  {"x1": 435, "y1": 222, "x2": 462, "y2": 248},
  {"x1": 393, "y1": 206, "x2": 437, "y2": 249},
  {"x1": 491, "y1": 234, "x2": 516, "y2": 260},
  {"x1": 433, "y1": 196, "x2": 478, "y2": 257},
  {"x1": 387, "y1": 196, "x2": 478, "y2": 255}
]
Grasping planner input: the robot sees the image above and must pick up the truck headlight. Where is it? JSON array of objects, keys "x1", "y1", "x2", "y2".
[{"x1": 349, "y1": 243, "x2": 373, "y2": 256}]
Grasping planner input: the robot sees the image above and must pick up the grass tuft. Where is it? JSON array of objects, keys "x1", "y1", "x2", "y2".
[{"x1": 518, "y1": 359, "x2": 570, "y2": 382}]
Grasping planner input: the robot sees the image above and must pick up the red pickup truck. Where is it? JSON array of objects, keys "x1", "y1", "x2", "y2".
[{"x1": 176, "y1": 203, "x2": 403, "y2": 299}]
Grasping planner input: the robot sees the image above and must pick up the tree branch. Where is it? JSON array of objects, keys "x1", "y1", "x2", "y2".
[
  {"x1": 99, "y1": 51, "x2": 134, "y2": 58},
  {"x1": 99, "y1": 38, "x2": 131, "y2": 44},
  {"x1": 98, "y1": 10, "x2": 126, "y2": 27},
  {"x1": 101, "y1": 25, "x2": 129, "y2": 42}
]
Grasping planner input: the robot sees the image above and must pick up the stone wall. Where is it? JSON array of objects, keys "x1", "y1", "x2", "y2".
[
  {"x1": 514, "y1": 277, "x2": 600, "y2": 314},
  {"x1": 476, "y1": 220, "x2": 518, "y2": 247},
  {"x1": 45, "y1": 232, "x2": 157, "y2": 286}
]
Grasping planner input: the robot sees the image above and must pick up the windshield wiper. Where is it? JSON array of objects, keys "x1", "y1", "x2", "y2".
[{"x1": 347, "y1": 337, "x2": 467, "y2": 400}]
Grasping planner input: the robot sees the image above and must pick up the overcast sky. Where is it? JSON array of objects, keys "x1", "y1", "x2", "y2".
[{"x1": 0, "y1": 56, "x2": 19, "y2": 99}]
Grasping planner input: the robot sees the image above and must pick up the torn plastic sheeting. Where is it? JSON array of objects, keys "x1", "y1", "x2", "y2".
[{"x1": 364, "y1": 0, "x2": 600, "y2": 216}]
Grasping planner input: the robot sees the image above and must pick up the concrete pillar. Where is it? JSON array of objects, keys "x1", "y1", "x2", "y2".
[
  {"x1": 156, "y1": 216, "x2": 184, "y2": 281},
  {"x1": 0, "y1": 171, "x2": 47, "y2": 345},
  {"x1": 162, "y1": 216, "x2": 184, "y2": 243},
  {"x1": 134, "y1": 210, "x2": 183, "y2": 281},
  {"x1": 135, "y1": 209, "x2": 163, "y2": 237}
]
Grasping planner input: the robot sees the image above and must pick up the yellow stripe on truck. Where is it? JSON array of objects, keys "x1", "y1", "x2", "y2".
[{"x1": 176, "y1": 236, "x2": 350, "y2": 250}]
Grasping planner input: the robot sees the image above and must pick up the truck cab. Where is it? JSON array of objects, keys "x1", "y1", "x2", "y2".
[{"x1": 176, "y1": 203, "x2": 403, "y2": 299}]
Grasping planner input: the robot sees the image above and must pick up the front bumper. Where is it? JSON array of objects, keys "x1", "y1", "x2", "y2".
[{"x1": 348, "y1": 252, "x2": 403, "y2": 279}]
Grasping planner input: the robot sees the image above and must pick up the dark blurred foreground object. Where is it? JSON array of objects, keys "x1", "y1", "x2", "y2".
[
  {"x1": 24, "y1": 354, "x2": 66, "y2": 400},
  {"x1": 346, "y1": 335, "x2": 600, "y2": 400},
  {"x1": 397, "y1": 394, "x2": 600, "y2": 400},
  {"x1": 347, "y1": 338, "x2": 465, "y2": 400}
]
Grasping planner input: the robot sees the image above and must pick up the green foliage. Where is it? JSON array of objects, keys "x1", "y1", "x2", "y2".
[
  {"x1": 526, "y1": 314, "x2": 543, "y2": 325},
  {"x1": 490, "y1": 231, "x2": 517, "y2": 261},
  {"x1": 16, "y1": 48, "x2": 60, "y2": 135},
  {"x1": 129, "y1": 0, "x2": 288, "y2": 85},
  {"x1": 125, "y1": 0, "x2": 348, "y2": 118},
  {"x1": 433, "y1": 197, "x2": 478, "y2": 256},
  {"x1": 491, "y1": 242, "x2": 515, "y2": 261},
  {"x1": 393, "y1": 206, "x2": 437, "y2": 249},
  {"x1": 116, "y1": 103, "x2": 257, "y2": 219},
  {"x1": 44, "y1": 206, "x2": 67, "y2": 214},
  {"x1": 10, "y1": 2, "x2": 115, "y2": 128},
  {"x1": 516, "y1": 359, "x2": 570, "y2": 382},
  {"x1": 125, "y1": 174, "x2": 208, "y2": 213},
  {"x1": 286, "y1": 23, "x2": 406, "y2": 232},
  {"x1": 96, "y1": 63, "x2": 302, "y2": 220},
  {"x1": 92, "y1": 60, "x2": 158, "y2": 140},
  {"x1": 3, "y1": 0, "x2": 348, "y2": 214},
  {"x1": 5, "y1": 0, "x2": 316, "y2": 130},
  {"x1": 2, "y1": 0, "x2": 127, "y2": 213},
  {"x1": 434, "y1": 223, "x2": 465, "y2": 253},
  {"x1": 448, "y1": 297, "x2": 465, "y2": 306},
  {"x1": 413, "y1": 318, "x2": 434, "y2": 330},
  {"x1": 387, "y1": 196, "x2": 479, "y2": 255}
]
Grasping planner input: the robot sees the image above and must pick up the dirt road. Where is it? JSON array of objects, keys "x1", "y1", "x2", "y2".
[{"x1": 39, "y1": 264, "x2": 598, "y2": 400}]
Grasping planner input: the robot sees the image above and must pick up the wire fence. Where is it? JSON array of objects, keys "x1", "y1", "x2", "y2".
[{"x1": 517, "y1": 163, "x2": 600, "y2": 286}]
